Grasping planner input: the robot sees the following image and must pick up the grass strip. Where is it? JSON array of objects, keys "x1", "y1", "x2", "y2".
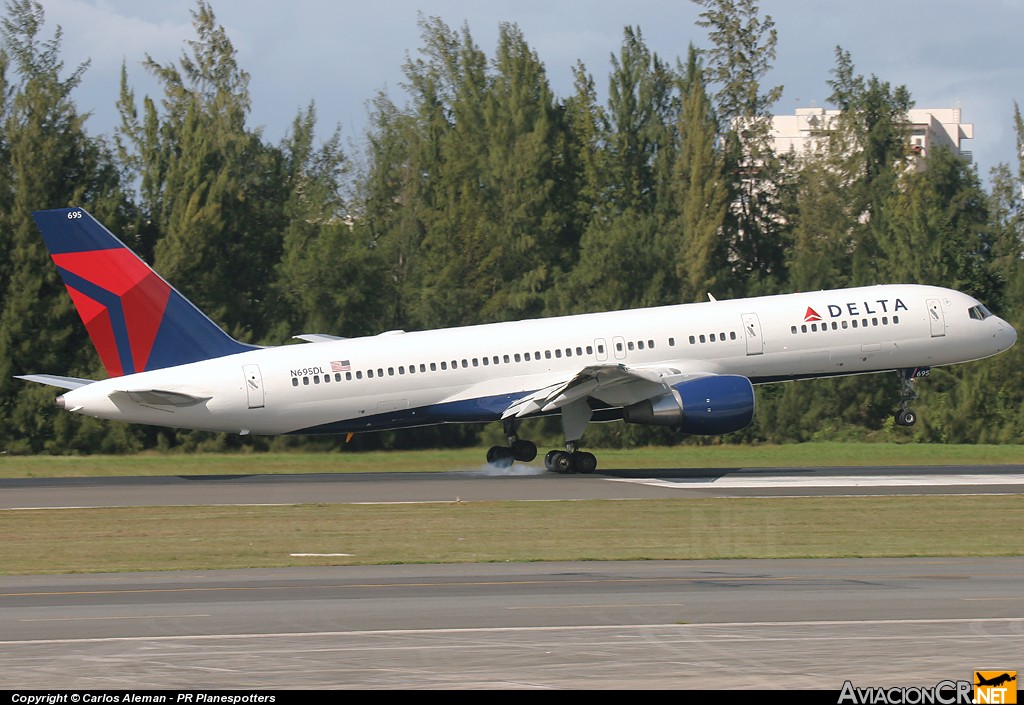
[{"x1": 2, "y1": 495, "x2": 1021, "y2": 574}]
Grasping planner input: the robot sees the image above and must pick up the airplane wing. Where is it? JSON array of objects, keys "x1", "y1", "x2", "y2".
[
  {"x1": 501, "y1": 363, "x2": 716, "y2": 419},
  {"x1": 14, "y1": 374, "x2": 95, "y2": 390}
]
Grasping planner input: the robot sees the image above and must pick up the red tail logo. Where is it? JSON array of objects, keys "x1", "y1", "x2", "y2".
[
  {"x1": 51, "y1": 249, "x2": 171, "y2": 377},
  {"x1": 804, "y1": 307, "x2": 822, "y2": 322}
]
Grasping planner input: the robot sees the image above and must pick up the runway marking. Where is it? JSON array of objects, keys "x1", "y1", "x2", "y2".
[
  {"x1": 3, "y1": 616, "x2": 1023, "y2": 645},
  {"x1": 290, "y1": 553, "x2": 353, "y2": 557},
  {"x1": 20, "y1": 614, "x2": 211, "y2": 622},
  {"x1": 608, "y1": 473, "x2": 1024, "y2": 489},
  {"x1": 505, "y1": 603, "x2": 689, "y2": 610}
]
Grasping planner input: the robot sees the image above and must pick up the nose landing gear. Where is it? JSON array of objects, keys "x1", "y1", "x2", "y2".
[{"x1": 894, "y1": 367, "x2": 928, "y2": 427}]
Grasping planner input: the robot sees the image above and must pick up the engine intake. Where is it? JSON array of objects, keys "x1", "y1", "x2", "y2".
[{"x1": 622, "y1": 374, "x2": 754, "y2": 435}]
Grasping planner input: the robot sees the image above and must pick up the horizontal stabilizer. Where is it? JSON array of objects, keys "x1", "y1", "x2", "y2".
[
  {"x1": 110, "y1": 389, "x2": 212, "y2": 407},
  {"x1": 14, "y1": 374, "x2": 95, "y2": 390},
  {"x1": 292, "y1": 334, "x2": 346, "y2": 343}
]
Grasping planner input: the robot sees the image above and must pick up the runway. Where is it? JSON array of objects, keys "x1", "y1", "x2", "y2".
[
  {"x1": 2, "y1": 558, "x2": 1023, "y2": 689},
  {"x1": 3, "y1": 463, "x2": 1024, "y2": 509},
  {"x1": 2, "y1": 465, "x2": 1022, "y2": 689}
]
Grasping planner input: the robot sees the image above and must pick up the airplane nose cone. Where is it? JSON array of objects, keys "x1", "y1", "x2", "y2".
[
  {"x1": 55, "y1": 395, "x2": 65, "y2": 409},
  {"x1": 997, "y1": 319, "x2": 1017, "y2": 350}
]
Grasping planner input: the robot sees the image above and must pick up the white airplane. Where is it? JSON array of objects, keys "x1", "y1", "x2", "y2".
[{"x1": 17, "y1": 207, "x2": 1017, "y2": 473}]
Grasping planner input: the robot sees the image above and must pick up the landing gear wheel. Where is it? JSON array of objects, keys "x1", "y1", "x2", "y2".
[
  {"x1": 511, "y1": 439, "x2": 537, "y2": 463},
  {"x1": 895, "y1": 408, "x2": 917, "y2": 427},
  {"x1": 545, "y1": 450, "x2": 574, "y2": 473},
  {"x1": 486, "y1": 445, "x2": 515, "y2": 468},
  {"x1": 574, "y1": 451, "x2": 597, "y2": 474}
]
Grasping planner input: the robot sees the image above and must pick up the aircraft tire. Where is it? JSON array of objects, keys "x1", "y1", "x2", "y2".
[
  {"x1": 512, "y1": 439, "x2": 538, "y2": 462},
  {"x1": 895, "y1": 409, "x2": 917, "y2": 427},
  {"x1": 574, "y1": 451, "x2": 597, "y2": 474},
  {"x1": 486, "y1": 446, "x2": 515, "y2": 468},
  {"x1": 545, "y1": 450, "x2": 574, "y2": 473}
]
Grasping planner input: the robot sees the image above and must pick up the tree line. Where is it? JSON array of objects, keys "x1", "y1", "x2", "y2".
[{"x1": 1, "y1": 0, "x2": 1022, "y2": 454}]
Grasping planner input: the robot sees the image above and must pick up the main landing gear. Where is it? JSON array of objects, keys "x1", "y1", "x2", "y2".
[
  {"x1": 894, "y1": 367, "x2": 928, "y2": 427},
  {"x1": 485, "y1": 419, "x2": 538, "y2": 468},
  {"x1": 544, "y1": 444, "x2": 597, "y2": 474},
  {"x1": 485, "y1": 411, "x2": 599, "y2": 474}
]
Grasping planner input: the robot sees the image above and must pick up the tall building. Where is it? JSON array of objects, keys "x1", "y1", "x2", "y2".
[{"x1": 770, "y1": 106, "x2": 974, "y2": 169}]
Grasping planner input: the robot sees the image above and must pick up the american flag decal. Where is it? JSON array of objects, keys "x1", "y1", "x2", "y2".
[{"x1": 331, "y1": 360, "x2": 351, "y2": 372}]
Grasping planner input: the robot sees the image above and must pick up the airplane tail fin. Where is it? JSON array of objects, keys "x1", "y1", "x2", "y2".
[{"x1": 31, "y1": 207, "x2": 257, "y2": 377}]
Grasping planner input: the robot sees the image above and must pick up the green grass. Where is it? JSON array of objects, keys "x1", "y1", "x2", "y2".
[
  {"x1": 2, "y1": 442, "x2": 1023, "y2": 478},
  {"x1": 2, "y1": 495, "x2": 1021, "y2": 575}
]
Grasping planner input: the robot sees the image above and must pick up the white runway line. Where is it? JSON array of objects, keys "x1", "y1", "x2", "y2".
[{"x1": 606, "y1": 473, "x2": 1024, "y2": 489}]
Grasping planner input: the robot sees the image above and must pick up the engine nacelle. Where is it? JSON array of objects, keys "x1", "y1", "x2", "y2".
[{"x1": 622, "y1": 374, "x2": 754, "y2": 435}]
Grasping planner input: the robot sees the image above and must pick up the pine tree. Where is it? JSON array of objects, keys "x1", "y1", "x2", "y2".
[
  {"x1": 271, "y1": 103, "x2": 390, "y2": 340},
  {"x1": 673, "y1": 44, "x2": 728, "y2": 302},
  {"x1": 118, "y1": 0, "x2": 285, "y2": 343},
  {"x1": 826, "y1": 47, "x2": 914, "y2": 286},
  {"x1": 564, "y1": 27, "x2": 680, "y2": 312},
  {"x1": 693, "y1": 0, "x2": 787, "y2": 295}
]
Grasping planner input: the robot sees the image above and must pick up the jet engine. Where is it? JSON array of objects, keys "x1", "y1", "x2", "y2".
[{"x1": 622, "y1": 374, "x2": 754, "y2": 435}]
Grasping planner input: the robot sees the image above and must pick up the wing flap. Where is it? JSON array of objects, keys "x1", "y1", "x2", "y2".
[{"x1": 501, "y1": 363, "x2": 713, "y2": 419}]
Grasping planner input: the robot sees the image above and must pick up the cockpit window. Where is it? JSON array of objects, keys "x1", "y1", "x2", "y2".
[{"x1": 968, "y1": 304, "x2": 992, "y2": 321}]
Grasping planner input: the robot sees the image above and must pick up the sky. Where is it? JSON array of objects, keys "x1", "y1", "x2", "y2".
[{"x1": 36, "y1": 0, "x2": 1024, "y2": 182}]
